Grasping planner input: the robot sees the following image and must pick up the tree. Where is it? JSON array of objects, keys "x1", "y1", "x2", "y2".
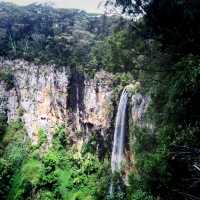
[
  {"x1": 105, "y1": 0, "x2": 151, "y2": 15},
  {"x1": 106, "y1": 1, "x2": 200, "y2": 200},
  {"x1": 107, "y1": 0, "x2": 200, "y2": 55}
]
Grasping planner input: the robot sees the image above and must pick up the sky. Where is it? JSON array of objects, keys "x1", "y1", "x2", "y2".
[{"x1": 0, "y1": 0, "x2": 106, "y2": 13}]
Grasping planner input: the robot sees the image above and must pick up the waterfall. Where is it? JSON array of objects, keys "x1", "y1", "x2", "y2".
[
  {"x1": 109, "y1": 88, "x2": 150, "y2": 197},
  {"x1": 111, "y1": 89, "x2": 128, "y2": 173}
]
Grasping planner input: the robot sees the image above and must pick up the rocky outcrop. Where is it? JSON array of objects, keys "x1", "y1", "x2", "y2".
[
  {"x1": 0, "y1": 59, "x2": 70, "y2": 143},
  {"x1": 131, "y1": 94, "x2": 150, "y2": 124},
  {"x1": 83, "y1": 71, "x2": 114, "y2": 133},
  {"x1": 0, "y1": 59, "x2": 114, "y2": 145}
]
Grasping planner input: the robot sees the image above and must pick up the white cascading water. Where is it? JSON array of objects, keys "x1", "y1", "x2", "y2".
[
  {"x1": 111, "y1": 89, "x2": 128, "y2": 173},
  {"x1": 109, "y1": 89, "x2": 150, "y2": 196}
]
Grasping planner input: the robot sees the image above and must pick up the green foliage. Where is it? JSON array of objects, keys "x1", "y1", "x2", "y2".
[
  {"x1": 106, "y1": 1, "x2": 200, "y2": 199},
  {"x1": 128, "y1": 125, "x2": 170, "y2": 199},
  {"x1": 2, "y1": 1, "x2": 200, "y2": 199},
  {"x1": 126, "y1": 56, "x2": 200, "y2": 199},
  {"x1": 81, "y1": 135, "x2": 98, "y2": 155},
  {"x1": 22, "y1": 159, "x2": 43, "y2": 186},
  {"x1": 0, "y1": 2, "x2": 125, "y2": 67},
  {"x1": 8, "y1": 159, "x2": 44, "y2": 200},
  {"x1": 38, "y1": 128, "x2": 47, "y2": 146},
  {"x1": 131, "y1": 190, "x2": 154, "y2": 200},
  {"x1": 0, "y1": 121, "x2": 110, "y2": 200},
  {"x1": 145, "y1": 0, "x2": 200, "y2": 55},
  {"x1": 107, "y1": 172, "x2": 127, "y2": 200},
  {"x1": 106, "y1": 0, "x2": 150, "y2": 15},
  {"x1": 150, "y1": 55, "x2": 200, "y2": 127},
  {"x1": 110, "y1": 0, "x2": 200, "y2": 55},
  {"x1": 0, "y1": 70, "x2": 14, "y2": 90},
  {"x1": 90, "y1": 30, "x2": 143, "y2": 74},
  {"x1": 0, "y1": 120, "x2": 30, "y2": 199},
  {"x1": 0, "y1": 158, "x2": 13, "y2": 199},
  {"x1": 0, "y1": 114, "x2": 7, "y2": 138},
  {"x1": 114, "y1": 72, "x2": 134, "y2": 87},
  {"x1": 53, "y1": 125, "x2": 69, "y2": 150},
  {"x1": 1, "y1": 119, "x2": 27, "y2": 146},
  {"x1": 35, "y1": 190, "x2": 55, "y2": 200}
]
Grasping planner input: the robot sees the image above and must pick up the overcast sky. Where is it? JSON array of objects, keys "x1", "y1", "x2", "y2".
[{"x1": 0, "y1": 0, "x2": 106, "y2": 13}]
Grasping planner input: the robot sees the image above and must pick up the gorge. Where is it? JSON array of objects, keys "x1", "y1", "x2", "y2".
[
  {"x1": 0, "y1": 56, "x2": 143, "y2": 200},
  {"x1": 1, "y1": 1, "x2": 200, "y2": 200}
]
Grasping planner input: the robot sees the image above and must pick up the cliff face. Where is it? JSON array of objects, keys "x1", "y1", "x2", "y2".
[{"x1": 0, "y1": 59, "x2": 114, "y2": 145}]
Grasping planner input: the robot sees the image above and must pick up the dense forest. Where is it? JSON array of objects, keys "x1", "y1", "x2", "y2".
[
  {"x1": 0, "y1": 0, "x2": 200, "y2": 200},
  {"x1": 0, "y1": 2, "x2": 126, "y2": 66}
]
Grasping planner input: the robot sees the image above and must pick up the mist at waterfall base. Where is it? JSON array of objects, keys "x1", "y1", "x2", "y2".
[{"x1": 109, "y1": 89, "x2": 128, "y2": 196}]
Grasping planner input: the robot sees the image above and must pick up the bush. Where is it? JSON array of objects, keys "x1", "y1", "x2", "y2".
[
  {"x1": 0, "y1": 120, "x2": 30, "y2": 200},
  {"x1": 128, "y1": 124, "x2": 171, "y2": 198},
  {"x1": 131, "y1": 190, "x2": 154, "y2": 200},
  {"x1": 0, "y1": 70, "x2": 14, "y2": 90},
  {"x1": 2, "y1": 119, "x2": 26, "y2": 146},
  {"x1": 0, "y1": 120, "x2": 111, "y2": 200},
  {"x1": 35, "y1": 190, "x2": 55, "y2": 200},
  {"x1": 8, "y1": 159, "x2": 44, "y2": 200},
  {"x1": 0, "y1": 158, "x2": 13, "y2": 198},
  {"x1": 53, "y1": 125, "x2": 69, "y2": 150},
  {"x1": 0, "y1": 114, "x2": 7, "y2": 139},
  {"x1": 38, "y1": 128, "x2": 47, "y2": 146}
]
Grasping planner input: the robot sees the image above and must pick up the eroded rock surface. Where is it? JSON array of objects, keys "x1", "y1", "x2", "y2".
[
  {"x1": 83, "y1": 71, "x2": 114, "y2": 132},
  {"x1": 0, "y1": 59, "x2": 114, "y2": 144}
]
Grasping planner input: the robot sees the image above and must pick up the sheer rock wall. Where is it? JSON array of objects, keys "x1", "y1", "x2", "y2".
[{"x1": 0, "y1": 59, "x2": 114, "y2": 145}]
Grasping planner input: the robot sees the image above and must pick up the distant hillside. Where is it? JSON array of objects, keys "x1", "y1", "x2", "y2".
[{"x1": 0, "y1": 2, "x2": 127, "y2": 66}]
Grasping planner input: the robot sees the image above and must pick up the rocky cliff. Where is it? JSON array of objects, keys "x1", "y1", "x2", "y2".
[{"x1": 0, "y1": 59, "x2": 114, "y2": 145}]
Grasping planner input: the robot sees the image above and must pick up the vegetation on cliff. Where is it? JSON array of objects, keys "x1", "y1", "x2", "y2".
[{"x1": 1, "y1": 0, "x2": 200, "y2": 200}]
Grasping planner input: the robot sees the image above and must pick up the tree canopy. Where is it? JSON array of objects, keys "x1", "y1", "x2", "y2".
[{"x1": 0, "y1": 2, "x2": 126, "y2": 66}]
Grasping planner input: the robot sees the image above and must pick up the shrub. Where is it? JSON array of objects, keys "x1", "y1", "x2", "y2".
[
  {"x1": 38, "y1": 128, "x2": 47, "y2": 146},
  {"x1": 0, "y1": 70, "x2": 14, "y2": 90},
  {"x1": 0, "y1": 120, "x2": 111, "y2": 200},
  {"x1": 0, "y1": 114, "x2": 7, "y2": 139},
  {"x1": 35, "y1": 190, "x2": 55, "y2": 200},
  {"x1": 53, "y1": 125, "x2": 69, "y2": 149},
  {"x1": 2, "y1": 119, "x2": 26, "y2": 146},
  {"x1": 131, "y1": 190, "x2": 154, "y2": 200}
]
